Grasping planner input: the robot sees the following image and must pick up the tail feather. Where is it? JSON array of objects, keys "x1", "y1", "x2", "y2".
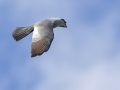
[{"x1": 12, "y1": 25, "x2": 34, "y2": 41}]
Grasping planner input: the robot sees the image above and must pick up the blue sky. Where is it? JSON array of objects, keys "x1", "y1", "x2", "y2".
[{"x1": 0, "y1": 0, "x2": 120, "y2": 90}]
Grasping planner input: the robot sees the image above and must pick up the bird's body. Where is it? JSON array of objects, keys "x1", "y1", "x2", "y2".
[{"x1": 12, "y1": 18, "x2": 67, "y2": 57}]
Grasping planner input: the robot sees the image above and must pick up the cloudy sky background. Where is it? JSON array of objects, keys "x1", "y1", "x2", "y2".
[{"x1": 0, "y1": 0, "x2": 120, "y2": 90}]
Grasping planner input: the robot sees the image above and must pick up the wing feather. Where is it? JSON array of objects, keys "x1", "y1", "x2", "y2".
[
  {"x1": 31, "y1": 23, "x2": 54, "y2": 57},
  {"x1": 12, "y1": 25, "x2": 34, "y2": 41},
  {"x1": 31, "y1": 36, "x2": 53, "y2": 57}
]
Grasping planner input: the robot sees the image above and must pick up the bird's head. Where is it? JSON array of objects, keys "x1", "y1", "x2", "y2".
[{"x1": 49, "y1": 18, "x2": 67, "y2": 28}]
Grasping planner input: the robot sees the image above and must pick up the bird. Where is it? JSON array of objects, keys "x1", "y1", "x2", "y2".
[{"x1": 12, "y1": 18, "x2": 67, "y2": 57}]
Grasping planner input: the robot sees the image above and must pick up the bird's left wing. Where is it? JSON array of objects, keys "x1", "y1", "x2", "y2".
[{"x1": 31, "y1": 23, "x2": 54, "y2": 57}]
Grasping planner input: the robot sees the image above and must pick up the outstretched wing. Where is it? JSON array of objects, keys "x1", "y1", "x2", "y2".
[
  {"x1": 31, "y1": 23, "x2": 54, "y2": 57},
  {"x1": 12, "y1": 25, "x2": 34, "y2": 41}
]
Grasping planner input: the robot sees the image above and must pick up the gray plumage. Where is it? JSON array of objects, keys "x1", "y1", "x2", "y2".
[
  {"x1": 12, "y1": 25, "x2": 34, "y2": 41},
  {"x1": 12, "y1": 18, "x2": 67, "y2": 57}
]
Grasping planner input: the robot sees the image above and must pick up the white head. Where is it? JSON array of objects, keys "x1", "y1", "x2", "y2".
[{"x1": 49, "y1": 18, "x2": 67, "y2": 28}]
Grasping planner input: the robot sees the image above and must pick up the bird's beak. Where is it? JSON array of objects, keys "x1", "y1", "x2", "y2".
[
  {"x1": 64, "y1": 24, "x2": 67, "y2": 28},
  {"x1": 60, "y1": 24, "x2": 67, "y2": 28}
]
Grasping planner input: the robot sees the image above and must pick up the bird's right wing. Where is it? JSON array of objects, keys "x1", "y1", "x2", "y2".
[{"x1": 12, "y1": 25, "x2": 34, "y2": 41}]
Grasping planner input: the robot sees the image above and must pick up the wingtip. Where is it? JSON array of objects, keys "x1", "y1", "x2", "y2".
[
  {"x1": 12, "y1": 36, "x2": 20, "y2": 41},
  {"x1": 31, "y1": 54, "x2": 36, "y2": 57}
]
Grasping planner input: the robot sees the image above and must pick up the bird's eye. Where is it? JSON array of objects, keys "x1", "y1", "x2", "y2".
[{"x1": 61, "y1": 19, "x2": 66, "y2": 23}]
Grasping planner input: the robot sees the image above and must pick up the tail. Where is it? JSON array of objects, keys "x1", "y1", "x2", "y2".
[{"x1": 12, "y1": 25, "x2": 34, "y2": 41}]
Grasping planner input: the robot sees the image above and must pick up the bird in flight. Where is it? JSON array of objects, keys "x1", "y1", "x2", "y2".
[{"x1": 12, "y1": 18, "x2": 67, "y2": 57}]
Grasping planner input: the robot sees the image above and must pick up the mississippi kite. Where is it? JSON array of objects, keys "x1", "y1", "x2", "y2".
[{"x1": 12, "y1": 18, "x2": 67, "y2": 57}]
